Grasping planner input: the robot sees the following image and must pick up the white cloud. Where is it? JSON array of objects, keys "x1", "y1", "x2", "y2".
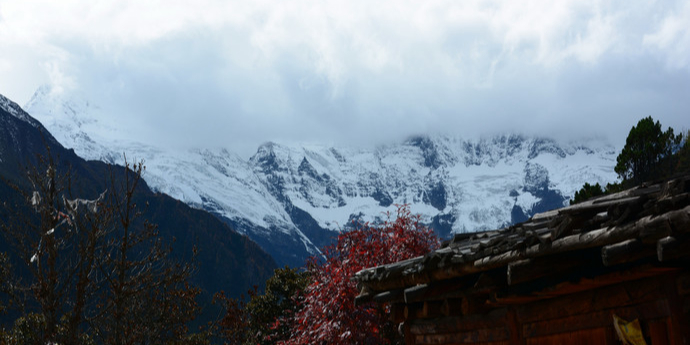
[
  {"x1": 643, "y1": 0, "x2": 690, "y2": 70},
  {"x1": 0, "y1": 0, "x2": 688, "y2": 156}
]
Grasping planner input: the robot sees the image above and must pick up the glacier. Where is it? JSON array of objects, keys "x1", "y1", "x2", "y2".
[{"x1": 23, "y1": 85, "x2": 620, "y2": 266}]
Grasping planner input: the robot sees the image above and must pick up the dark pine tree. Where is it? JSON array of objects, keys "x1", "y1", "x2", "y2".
[{"x1": 614, "y1": 116, "x2": 682, "y2": 185}]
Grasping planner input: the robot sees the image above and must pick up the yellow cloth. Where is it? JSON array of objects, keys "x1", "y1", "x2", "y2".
[{"x1": 613, "y1": 314, "x2": 647, "y2": 345}]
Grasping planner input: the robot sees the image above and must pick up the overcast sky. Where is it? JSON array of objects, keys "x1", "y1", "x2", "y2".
[{"x1": 1, "y1": 0, "x2": 689, "y2": 156}]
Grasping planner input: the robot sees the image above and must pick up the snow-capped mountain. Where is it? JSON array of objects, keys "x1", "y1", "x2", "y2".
[
  {"x1": 24, "y1": 86, "x2": 619, "y2": 266},
  {"x1": 1, "y1": 92, "x2": 277, "y2": 302}
]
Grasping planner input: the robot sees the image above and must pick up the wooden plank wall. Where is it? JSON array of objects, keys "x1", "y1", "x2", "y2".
[{"x1": 403, "y1": 272, "x2": 690, "y2": 345}]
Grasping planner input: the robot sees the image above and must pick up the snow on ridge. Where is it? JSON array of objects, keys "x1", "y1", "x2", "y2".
[
  {"x1": 1, "y1": 93, "x2": 42, "y2": 127},
  {"x1": 0, "y1": 94, "x2": 22, "y2": 118},
  {"x1": 24, "y1": 85, "x2": 123, "y2": 163},
  {"x1": 253, "y1": 137, "x2": 618, "y2": 234},
  {"x1": 23, "y1": 86, "x2": 620, "y2": 265},
  {"x1": 23, "y1": 87, "x2": 294, "y2": 234}
]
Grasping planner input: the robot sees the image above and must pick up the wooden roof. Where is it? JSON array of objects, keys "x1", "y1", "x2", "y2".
[{"x1": 353, "y1": 175, "x2": 690, "y2": 304}]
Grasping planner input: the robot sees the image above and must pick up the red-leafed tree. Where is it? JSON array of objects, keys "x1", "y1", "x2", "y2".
[{"x1": 279, "y1": 205, "x2": 439, "y2": 345}]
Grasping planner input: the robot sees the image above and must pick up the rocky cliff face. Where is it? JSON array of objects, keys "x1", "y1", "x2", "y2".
[{"x1": 24, "y1": 86, "x2": 619, "y2": 266}]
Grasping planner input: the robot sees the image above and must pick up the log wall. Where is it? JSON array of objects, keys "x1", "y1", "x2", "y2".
[{"x1": 401, "y1": 271, "x2": 690, "y2": 345}]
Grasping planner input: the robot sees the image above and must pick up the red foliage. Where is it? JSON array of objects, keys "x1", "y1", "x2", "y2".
[{"x1": 279, "y1": 205, "x2": 439, "y2": 345}]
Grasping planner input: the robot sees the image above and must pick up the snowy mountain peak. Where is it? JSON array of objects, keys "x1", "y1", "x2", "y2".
[
  {"x1": 406, "y1": 135, "x2": 445, "y2": 169},
  {"x1": 25, "y1": 85, "x2": 100, "y2": 128},
  {"x1": 0, "y1": 93, "x2": 42, "y2": 128},
  {"x1": 251, "y1": 142, "x2": 286, "y2": 173},
  {"x1": 24, "y1": 85, "x2": 130, "y2": 164},
  {"x1": 24, "y1": 86, "x2": 620, "y2": 266}
]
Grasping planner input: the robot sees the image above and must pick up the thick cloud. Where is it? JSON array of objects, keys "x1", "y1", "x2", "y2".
[{"x1": 1, "y1": 0, "x2": 688, "y2": 156}]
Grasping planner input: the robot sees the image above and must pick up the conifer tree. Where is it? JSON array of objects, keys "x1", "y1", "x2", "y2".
[
  {"x1": 615, "y1": 116, "x2": 681, "y2": 184},
  {"x1": 570, "y1": 182, "x2": 604, "y2": 205}
]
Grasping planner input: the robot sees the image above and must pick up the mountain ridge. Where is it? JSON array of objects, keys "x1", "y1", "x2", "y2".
[
  {"x1": 0, "y1": 92, "x2": 277, "y2": 304},
  {"x1": 23, "y1": 86, "x2": 619, "y2": 266}
]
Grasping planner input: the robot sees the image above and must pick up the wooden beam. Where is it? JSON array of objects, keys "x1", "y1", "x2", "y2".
[
  {"x1": 515, "y1": 273, "x2": 672, "y2": 323},
  {"x1": 560, "y1": 195, "x2": 639, "y2": 214},
  {"x1": 401, "y1": 277, "x2": 473, "y2": 303},
  {"x1": 472, "y1": 270, "x2": 506, "y2": 294},
  {"x1": 662, "y1": 275, "x2": 690, "y2": 345},
  {"x1": 496, "y1": 264, "x2": 680, "y2": 307},
  {"x1": 403, "y1": 321, "x2": 414, "y2": 345},
  {"x1": 421, "y1": 301, "x2": 444, "y2": 319},
  {"x1": 408, "y1": 309, "x2": 508, "y2": 334},
  {"x1": 488, "y1": 294, "x2": 548, "y2": 306},
  {"x1": 601, "y1": 239, "x2": 655, "y2": 266},
  {"x1": 354, "y1": 293, "x2": 372, "y2": 306},
  {"x1": 390, "y1": 303, "x2": 405, "y2": 323},
  {"x1": 404, "y1": 303, "x2": 425, "y2": 320},
  {"x1": 507, "y1": 251, "x2": 588, "y2": 286},
  {"x1": 372, "y1": 289, "x2": 404, "y2": 304},
  {"x1": 677, "y1": 273, "x2": 690, "y2": 296},
  {"x1": 440, "y1": 298, "x2": 463, "y2": 317},
  {"x1": 413, "y1": 327, "x2": 510, "y2": 345},
  {"x1": 354, "y1": 201, "x2": 690, "y2": 297},
  {"x1": 404, "y1": 284, "x2": 428, "y2": 304},
  {"x1": 507, "y1": 307, "x2": 524, "y2": 345},
  {"x1": 507, "y1": 259, "x2": 532, "y2": 286},
  {"x1": 658, "y1": 236, "x2": 690, "y2": 262},
  {"x1": 522, "y1": 299, "x2": 671, "y2": 338},
  {"x1": 462, "y1": 295, "x2": 492, "y2": 315},
  {"x1": 475, "y1": 205, "x2": 690, "y2": 271}
]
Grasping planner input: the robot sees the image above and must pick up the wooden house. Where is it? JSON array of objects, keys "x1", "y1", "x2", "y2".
[{"x1": 353, "y1": 175, "x2": 690, "y2": 344}]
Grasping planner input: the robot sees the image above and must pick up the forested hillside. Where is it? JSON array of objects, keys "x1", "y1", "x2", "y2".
[{"x1": 0, "y1": 94, "x2": 277, "y2": 343}]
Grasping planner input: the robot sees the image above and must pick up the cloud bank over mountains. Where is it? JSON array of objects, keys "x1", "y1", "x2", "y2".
[{"x1": 1, "y1": 0, "x2": 688, "y2": 155}]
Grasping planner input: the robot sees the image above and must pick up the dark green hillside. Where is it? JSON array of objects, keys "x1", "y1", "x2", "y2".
[{"x1": 0, "y1": 95, "x2": 276, "y2": 328}]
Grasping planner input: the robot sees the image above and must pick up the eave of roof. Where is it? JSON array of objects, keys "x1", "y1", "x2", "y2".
[{"x1": 353, "y1": 175, "x2": 690, "y2": 298}]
